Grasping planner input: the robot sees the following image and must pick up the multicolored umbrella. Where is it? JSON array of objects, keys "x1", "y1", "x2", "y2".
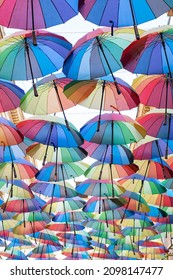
[
  {"x1": 83, "y1": 196, "x2": 127, "y2": 213},
  {"x1": 0, "y1": 179, "x2": 34, "y2": 199},
  {"x1": 42, "y1": 197, "x2": 86, "y2": 214},
  {"x1": 132, "y1": 74, "x2": 173, "y2": 110},
  {"x1": 53, "y1": 211, "x2": 90, "y2": 223},
  {"x1": 30, "y1": 180, "x2": 78, "y2": 198},
  {"x1": 76, "y1": 179, "x2": 125, "y2": 197},
  {"x1": 135, "y1": 158, "x2": 173, "y2": 179},
  {"x1": 0, "y1": 144, "x2": 26, "y2": 162},
  {"x1": 119, "y1": 174, "x2": 167, "y2": 195},
  {"x1": 79, "y1": 0, "x2": 173, "y2": 39},
  {"x1": 63, "y1": 27, "x2": 143, "y2": 81},
  {"x1": 0, "y1": 158, "x2": 38, "y2": 180},
  {"x1": 20, "y1": 75, "x2": 74, "y2": 115},
  {"x1": 17, "y1": 115, "x2": 83, "y2": 147},
  {"x1": 12, "y1": 220, "x2": 48, "y2": 235},
  {"x1": 1, "y1": 195, "x2": 45, "y2": 213},
  {"x1": 80, "y1": 113, "x2": 146, "y2": 144},
  {"x1": 46, "y1": 222, "x2": 85, "y2": 232},
  {"x1": 64, "y1": 78, "x2": 140, "y2": 112},
  {"x1": 0, "y1": 249, "x2": 28, "y2": 260},
  {"x1": 84, "y1": 161, "x2": 138, "y2": 180},
  {"x1": 0, "y1": 0, "x2": 78, "y2": 29},
  {"x1": 0, "y1": 117, "x2": 23, "y2": 146},
  {"x1": 36, "y1": 161, "x2": 88, "y2": 182},
  {"x1": 0, "y1": 79, "x2": 24, "y2": 112},
  {"x1": 121, "y1": 26, "x2": 173, "y2": 77},
  {"x1": 26, "y1": 143, "x2": 87, "y2": 163},
  {"x1": 133, "y1": 136, "x2": 173, "y2": 160},
  {"x1": 0, "y1": 30, "x2": 72, "y2": 95},
  {"x1": 162, "y1": 178, "x2": 173, "y2": 189},
  {"x1": 82, "y1": 141, "x2": 134, "y2": 164}
]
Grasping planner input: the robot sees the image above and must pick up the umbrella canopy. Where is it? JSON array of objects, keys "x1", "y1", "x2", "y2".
[
  {"x1": 53, "y1": 211, "x2": 89, "y2": 223},
  {"x1": 42, "y1": 197, "x2": 86, "y2": 213},
  {"x1": 0, "y1": 30, "x2": 72, "y2": 96},
  {"x1": 0, "y1": 117, "x2": 23, "y2": 146},
  {"x1": 64, "y1": 78, "x2": 140, "y2": 111},
  {"x1": 0, "y1": 158, "x2": 38, "y2": 180},
  {"x1": 13, "y1": 220, "x2": 48, "y2": 235},
  {"x1": 0, "y1": 79, "x2": 25, "y2": 112},
  {"x1": 63, "y1": 27, "x2": 143, "y2": 81},
  {"x1": 17, "y1": 115, "x2": 84, "y2": 147},
  {"x1": 20, "y1": 76, "x2": 74, "y2": 115},
  {"x1": 135, "y1": 158, "x2": 173, "y2": 179},
  {"x1": 82, "y1": 141, "x2": 134, "y2": 164},
  {"x1": 133, "y1": 136, "x2": 173, "y2": 160},
  {"x1": 119, "y1": 174, "x2": 167, "y2": 195},
  {"x1": 121, "y1": 26, "x2": 173, "y2": 78},
  {"x1": 46, "y1": 222, "x2": 85, "y2": 232},
  {"x1": 82, "y1": 196, "x2": 127, "y2": 213},
  {"x1": 136, "y1": 109, "x2": 173, "y2": 139},
  {"x1": 0, "y1": 0, "x2": 78, "y2": 29},
  {"x1": 85, "y1": 161, "x2": 138, "y2": 180},
  {"x1": 30, "y1": 180, "x2": 78, "y2": 198},
  {"x1": 132, "y1": 74, "x2": 173, "y2": 109},
  {"x1": 26, "y1": 143, "x2": 87, "y2": 163},
  {"x1": 36, "y1": 162, "x2": 88, "y2": 182},
  {"x1": 0, "y1": 179, "x2": 34, "y2": 199},
  {"x1": 0, "y1": 250, "x2": 28, "y2": 260},
  {"x1": 76, "y1": 179, "x2": 125, "y2": 197},
  {"x1": 80, "y1": 113, "x2": 146, "y2": 145},
  {"x1": 1, "y1": 196, "x2": 45, "y2": 213},
  {"x1": 0, "y1": 144, "x2": 26, "y2": 162},
  {"x1": 162, "y1": 178, "x2": 173, "y2": 189},
  {"x1": 79, "y1": 0, "x2": 173, "y2": 38}
]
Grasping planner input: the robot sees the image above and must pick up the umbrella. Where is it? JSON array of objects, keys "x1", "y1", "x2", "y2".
[
  {"x1": 20, "y1": 75, "x2": 75, "y2": 116},
  {"x1": 82, "y1": 219, "x2": 121, "y2": 233},
  {"x1": 63, "y1": 27, "x2": 143, "y2": 82},
  {"x1": 83, "y1": 196, "x2": 127, "y2": 213},
  {"x1": 12, "y1": 220, "x2": 48, "y2": 235},
  {"x1": 0, "y1": 143, "x2": 26, "y2": 162},
  {"x1": 36, "y1": 161, "x2": 88, "y2": 182},
  {"x1": 166, "y1": 155, "x2": 173, "y2": 169},
  {"x1": 0, "y1": 79, "x2": 24, "y2": 112},
  {"x1": 0, "y1": 250, "x2": 28, "y2": 260},
  {"x1": 1, "y1": 196, "x2": 45, "y2": 213},
  {"x1": 0, "y1": 117, "x2": 23, "y2": 146},
  {"x1": 82, "y1": 141, "x2": 134, "y2": 164},
  {"x1": 46, "y1": 222, "x2": 85, "y2": 232},
  {"x1": 0, "y1": 179, "x2": 34, "y2": 199},
  {"x1": 132, "y1": 74, "x2": 173, "y2": 110},
  {"x1": 26, "y1": 143, "x2": 87, "y2": 163},
  {"x1": 64, "y1": 78, "x2": 140, "y2": 112},
  {"x1": 30, "y1": 180, "x2": 78, "y2": 198},
  {"x1": 79, "y1": 0, "x2": 173, "y2": 39},
  {"x1": 42, "y1": 197, "x2": 86, "y2": 214},
  {"x1": 53, "y1": 211, "x2": 90, "y2": 223},
  {"x1": 80, "y1": 113, "x2": 146, "y2": 144},
  {"x1": 133, "y1": 136, "x2": 173, "y2": 160},
  {"x1": 85, "y1": 161, "x2": 139, "y2": 180},
  {"x1": 0, "y1": 30, "x2": 72, "y2": 96},
  {"x1": 121, "y1": 26, "x2": 173, "y2": 78},
  {"x1": 76, "y1": 179, "x2": 125, "y2": 197},
  {"x1": 92, "y1": 208, "x2": 134, "y2": 221},
  {"x1": 136, "y1": 109, "x2": 173, "y2": 158},
  {"x1": 162, "y1": 178, "x2": 173, "y2": 189},
  {"x1": 0, "y1": 158, "x2": 38, "y2": 180},
  {"x1": 119, "y1": 174, "x2": 167, "y2": 195},
  {"x1": 0, "y1": 0, "x2": 78, "y2": 29},
  {"x1": 135, "y1": 158, "x2": 173, "y2": 179},
  {"x1": 17, "y1": 115, "x2": 83, "y2": 147}
]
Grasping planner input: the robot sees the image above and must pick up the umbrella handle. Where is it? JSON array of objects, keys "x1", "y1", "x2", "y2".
[{"x1": 129, "y1": 0, "x2": 140, "y2": 40}]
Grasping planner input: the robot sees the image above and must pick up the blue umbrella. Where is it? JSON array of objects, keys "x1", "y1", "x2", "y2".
[{"x1": 79, "y1": 0, "x2": 173, "y2": 39}]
